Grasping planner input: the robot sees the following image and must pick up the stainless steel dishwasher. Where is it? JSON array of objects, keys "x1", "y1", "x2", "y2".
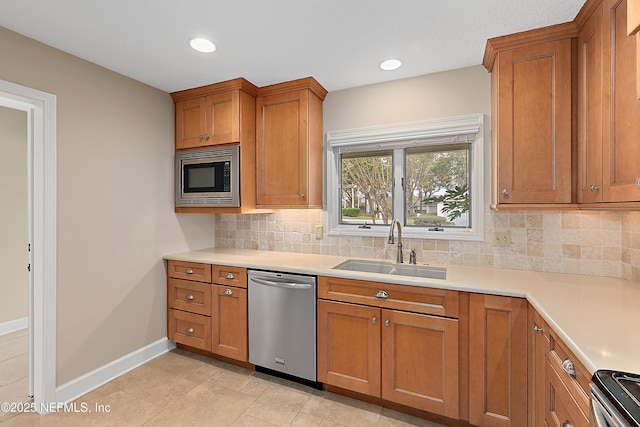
[{"x1": 248, "y1": 270, "x2": 317, "y2": 383}]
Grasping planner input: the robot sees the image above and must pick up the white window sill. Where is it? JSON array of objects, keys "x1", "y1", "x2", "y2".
[{"x1": 327, "y1": 224, "x2": 484, "y2": 241}]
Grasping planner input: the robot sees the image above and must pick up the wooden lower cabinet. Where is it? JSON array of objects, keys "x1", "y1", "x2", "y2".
[
  {"x1": 211, "y1": 284, "x2": 247, "y2": 361},
  {"x1": 469, "y1": 294, "x2": 528, "y2": 427},
  {"x1": 317, "y1": 299, "x2": 459, "y2": 419},
  {"x1": 545, "y1": 360, "x2": 589, "y2": 427},
  {"x1": 381, "y1": 309, "x2": 459, "y2": 419},
  {"x1": 317, "y1": 300, "x2": 381, "y2": 396}
]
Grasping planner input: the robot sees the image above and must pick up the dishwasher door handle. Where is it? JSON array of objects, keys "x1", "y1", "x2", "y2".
[{"x1": 250, "y1": 277, "x2": 313, "y2": 290}]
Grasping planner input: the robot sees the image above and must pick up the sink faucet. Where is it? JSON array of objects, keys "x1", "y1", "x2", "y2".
[{"x1": 388, "y1": 218, "x2": 403, "y2": 263}]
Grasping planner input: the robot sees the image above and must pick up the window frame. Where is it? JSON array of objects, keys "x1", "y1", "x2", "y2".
[{"x1": 325, "y1": 114, "x2": 485, "y2": 241}]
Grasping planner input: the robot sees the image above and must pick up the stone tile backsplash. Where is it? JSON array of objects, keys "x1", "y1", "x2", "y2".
[{"x1": 214, "y1": 209, "x2": 640, "y2": 282}]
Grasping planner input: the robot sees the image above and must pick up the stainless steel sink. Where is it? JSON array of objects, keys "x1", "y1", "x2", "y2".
[{"x1": 332, "y1": 259, "x2": 446, "y2": 280}]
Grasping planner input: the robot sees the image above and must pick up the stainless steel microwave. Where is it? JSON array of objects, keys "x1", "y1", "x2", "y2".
[{"x1": 175, "y1": 145, "x2": 240, "y2": 207}]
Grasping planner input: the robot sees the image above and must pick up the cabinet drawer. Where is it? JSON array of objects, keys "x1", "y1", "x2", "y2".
[
  {"x1": 167, "y1": 278, "x2": 212, "y2": 316},
  {"x1": 545, "y1": 359, "x2": 589, "y2": 427},
  {"x1": 168, "y1": 309, "x2": 211, "y2": 351},
  {"x1": 167, "y1": 260, "x2": 212, "y2": 283},
  {"x1": 213, "y1": 265, "x2": 247, "y2": 288},
  {"x1": 547, "y1": 330, "x2": 590, "y2": 416},
  {"x1": 318, "y1": 276, "x2": 458, "y2": 318}
]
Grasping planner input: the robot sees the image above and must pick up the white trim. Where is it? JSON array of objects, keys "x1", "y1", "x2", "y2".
[
  {"x1": 0, "y1": 79, "x2": 57, "y2": 413},
  {"x1": 326, "y1": 114, "x2": 485, "y2": 241},
  {"x1": 56, "y1": 338, "x2": 176, "y2": 404},
  {"x1": 0, "y1": 317, "x2": 28, "y2": 336}
]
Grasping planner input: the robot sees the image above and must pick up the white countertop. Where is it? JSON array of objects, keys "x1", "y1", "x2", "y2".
[{"x1": 164, "y1": 247, "x2": 640, "y2": 376}]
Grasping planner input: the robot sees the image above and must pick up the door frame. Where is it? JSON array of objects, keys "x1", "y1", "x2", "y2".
[{"x1": 0, "y1": 79, "x2": 57, "y2": 412}]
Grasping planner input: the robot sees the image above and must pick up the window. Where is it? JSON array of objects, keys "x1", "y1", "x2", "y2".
[{"x1": 326, "y1": 114, "x2": 484, "y2": 241}]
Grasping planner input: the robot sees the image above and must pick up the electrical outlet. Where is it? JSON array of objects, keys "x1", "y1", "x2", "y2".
[
  {"x1": 315, "y1": 225, "x2": 323, "y2": 240},
  {"x1": 492, "y1": 230, "x2": 511, "y2": 247}
]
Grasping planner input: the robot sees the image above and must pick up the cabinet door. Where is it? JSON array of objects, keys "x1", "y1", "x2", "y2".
[
  {"x1": 211, "y1": 285, "x2": 247, "y2": 361},
  {"x1": 256, "y1": 90, "x2": 310, "y2": 207},
  {"x1": 381, "y1": 309, "x2": 459, "y2": 419},
  {"x1": 317, "y1": 300, "x2": 381, "y2": 396},
  {"x1": 205, "y1": 90, "x2": 240, "y2": 145},
  {"x1": 603, "y1": 0, "x2": 640, "y2": 202},
  {"x1": 528, "y1": 306, "x2": 548, "y2": 427},
  {"x1": 578, "y1": 3, "x2": 605, "y2": 203},
  {"x1": 469, "y1": 294, "x2": 528, "y2": 427},
  {"x1": 175, "y1": 98, "x2": 206, "y2": 150},
  {"x1": 494, "y1": 39, "x2": 572, "y2": 204}
]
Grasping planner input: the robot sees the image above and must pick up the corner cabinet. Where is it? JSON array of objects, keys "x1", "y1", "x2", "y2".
[
  {"x1": 484, "y1": 28, "x2": 575, "y2": 208},
  {"x1": 255, "y1": 77, "x2": 327, "y2": 208},
  {"x1": 468, "y1": 294, "x2": 528, "y2": 427},
  {"x1": 317, "y1": 276, "x2": 460, "y2": 420}
]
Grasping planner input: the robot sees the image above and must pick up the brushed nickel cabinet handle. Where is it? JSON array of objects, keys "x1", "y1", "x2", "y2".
[
  {"x1": 589, "y1": 185, "x2": 600, "y2": 192},
  {"x1": 533, "y1": 325, "x2": 543, "y2": 333},
  {"x1": 561, "y1": 358, "x2": 576, "y2": 378},
  {"x1": 561, "y1": 421, "x2": 573, "y2": 427},
  {"x1": 185, "y1": 268, "x2": 194, "y2": 275},
  {"x1": 205, "y1": 133, "x2": 210, "y2": 140},
  {"x1": 185, "y1": 294, "x2": 195, "y2": 301},
  {"x1": 225, "y1": 273, "x2": 234, "y2": 280},
  {"x1": 224, "y1": 289, "x2": 233, "y2": 296},
  {"x1": 199, "y1": 134, "x2": 203, "y2": 141},
  {"x1": 502, "y1": 188, "x2": 509, "y2": 196},
  {"x1": 300, "y1": 193, "x2": 305, "y2": 198},
  {"x1": 185, "y1": 327, "x2": 194, "y2": 334},
  {"x1": 384, "y1": 320, "x2": 390, "y2": 326},
  {"x1": 371, "y1": 317, "x2": 377, "y2": 324}
]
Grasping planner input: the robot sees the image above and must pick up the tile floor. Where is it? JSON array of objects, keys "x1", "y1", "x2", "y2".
[{"x1": 0, "y1": 335, "x2": 445, "y2": 427}]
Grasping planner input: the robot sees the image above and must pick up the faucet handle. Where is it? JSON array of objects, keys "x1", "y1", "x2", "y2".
[{"x1": 409, "y1": 249, "x2": 417, "y2": 265}]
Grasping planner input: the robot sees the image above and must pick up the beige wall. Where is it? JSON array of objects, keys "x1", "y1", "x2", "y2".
[
  {"x1": 0, "y1": 27, "x2": 216, "y2": 385},
  {"x1": 215, "y1": 66, "x2": 640, "y2": 283},
  {"x1": 0, "y1": 106, "x2": 28, "y2": 324}
]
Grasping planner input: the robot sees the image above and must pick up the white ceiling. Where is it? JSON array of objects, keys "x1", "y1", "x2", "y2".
[{"x1": 0, "y1": 0, "x2": 586, "y2": 93}]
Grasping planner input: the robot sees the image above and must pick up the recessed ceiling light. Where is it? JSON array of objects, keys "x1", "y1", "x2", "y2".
[
  {"x1": 189, "y1": 37, "x2": 216, "y2": 53},
  {"x1": 380, "y1": 59, "x2": 402, "y2": 71}
]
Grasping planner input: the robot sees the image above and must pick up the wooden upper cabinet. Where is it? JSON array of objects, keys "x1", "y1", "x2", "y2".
[
  {"x1": 468, "y1": 294, "x2": 528, "y2": 427},
  {"x1": 171, "y1": 78, "x2": 258, "y2": 150},
  {"x1": 602, "y1": 0, "x2": 640, "y2": 202},
  {"x1": 485, "y1": 34, "x2": 574, "y2": 206},
  {"x1": 578, "y1": 2, "x2": 605, "y2": 203},
  {"x1": 256, "y1": 77, "x2": 327, "y2": 208}
]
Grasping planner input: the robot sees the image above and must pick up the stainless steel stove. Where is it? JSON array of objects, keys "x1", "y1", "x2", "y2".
[{"x1": 591, "y1": 370, "x2": 640, "y2": 427}]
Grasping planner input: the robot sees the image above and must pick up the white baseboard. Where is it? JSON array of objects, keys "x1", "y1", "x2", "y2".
[
  {"x1": 0, "y1": 317, "x2": 28, "y2": 336},
  {"x1": 56, "y1": 338, "x2": 176, "y2": 404}
]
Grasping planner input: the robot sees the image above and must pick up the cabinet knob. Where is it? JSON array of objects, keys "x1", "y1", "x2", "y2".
[
  {"x1": 185, "y1": 268, "x2": 194, "y2": 275},
  {"x1": 300, "y1": 193, "x2": 305, "y2": 198},
  {"x1": 375, "y1": 290, "x2": 389, "y2": 299},
  {"x1": 205, "y1": 133, "x2": 210, "y2": 141},
  {"x1": 561, "y1": 358, "x2": 577, "y2": 378},
  {"x1": 224, "y1": 289, "x2": 233, "y2": 296},
  {"x1": 371, "y1": 317, "x2": 377, "y2": 324},
  {"x1": 533, "y1": 325, "x2": 543, "y2": 333},
  {"x1": 588, "y1": 185, "x2": 600, "y2": 192},
  {"x1": 199, "y1": 134, "x2": 203, "y2": 141},
  {"x1": 185, "y1": 294, "x2": 195, "y2": 301},
  {"x1": 384, "y1": 320, "x2": 390, "y2": 326},
  {"x1": 501, "y1": 188, "x2": 509, "y2": 196},
  {"x1": 561, "y1": 421, "x2": 573, "y2": 427},
  {"x1": 636, "y1": 177, "x2": 640, "y2": 187},
  {"x1": 225, "y1": 273, "x2": 234, "y2": 280},
  {"x1": 185, "y1": 327, "x2": 194, "y2": 334}
]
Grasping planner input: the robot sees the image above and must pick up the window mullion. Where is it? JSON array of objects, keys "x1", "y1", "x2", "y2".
[{"x1": 392, "y1": 148, "x2": 405, "y2": 224}]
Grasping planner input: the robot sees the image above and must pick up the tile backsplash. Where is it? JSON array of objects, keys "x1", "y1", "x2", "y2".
[{"x1": 215, "y1": 209, "x2": 640, "y2": 282}]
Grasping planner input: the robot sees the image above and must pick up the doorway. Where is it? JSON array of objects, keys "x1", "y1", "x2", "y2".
[{"x1": 0, "y1": 79, "x2": 57, "y2": 413}]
